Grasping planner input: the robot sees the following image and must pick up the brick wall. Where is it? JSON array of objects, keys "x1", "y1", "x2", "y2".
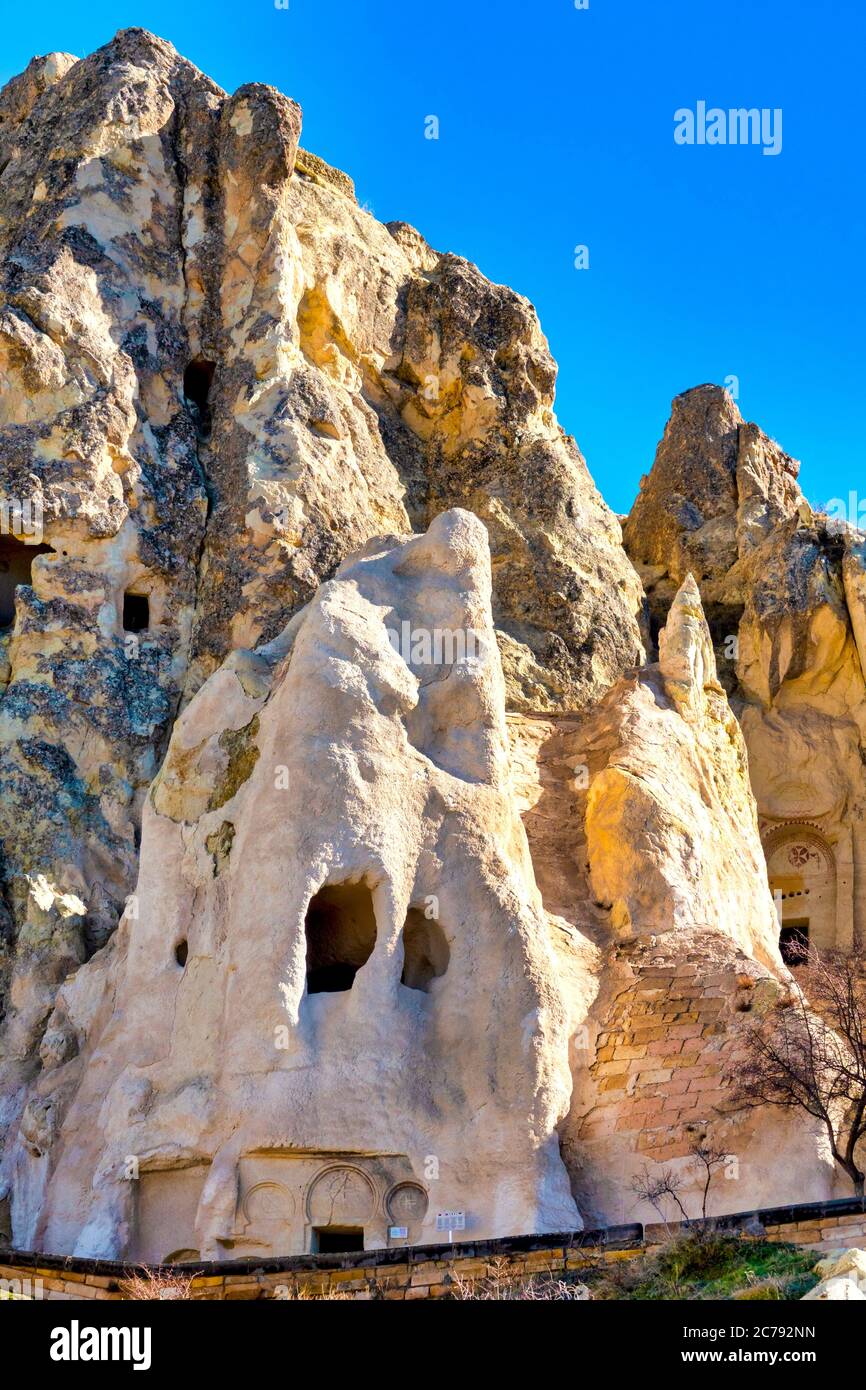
[
  {"x1": 578, "y1": 933, "x2": 773, "y2": 1165},
  {"x1": 2, "y1": 1197, "x2": 865, "y2": 1300}
]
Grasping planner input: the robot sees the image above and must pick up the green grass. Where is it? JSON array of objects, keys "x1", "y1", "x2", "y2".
[{"x1": 579, "y1": 1233, "x2": 820, "y2": 1301}]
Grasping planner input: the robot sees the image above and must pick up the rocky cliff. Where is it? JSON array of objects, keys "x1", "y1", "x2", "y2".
[
  {"x1": 0, "y1": 32, "x2": 849, "y2": 1259},
  {"x1": 625, "y1": 384, "x2": 866, "y2": 963}
]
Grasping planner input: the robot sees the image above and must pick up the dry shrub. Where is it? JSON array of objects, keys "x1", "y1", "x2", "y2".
[
  {"x1": 452, "y1": 1259, "x2": 590, "y2": 1301},
  {"x1": 272, "y1": 1283, "x2": 354, "y2": 1300},
  {"x1": 119, "y1": 1266, "x2": 200, "y2": 1300}
]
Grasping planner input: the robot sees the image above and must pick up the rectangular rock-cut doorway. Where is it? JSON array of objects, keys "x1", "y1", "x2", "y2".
[
  {"x1": 311, "y1": 1226, "x2": 365, "y2": 1253},
  {"x1": 779, "y1": 918, "x2": 809, "y2": 967}
]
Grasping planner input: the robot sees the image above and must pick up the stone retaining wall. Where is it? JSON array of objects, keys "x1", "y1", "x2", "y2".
[{"x1": 2, "y1": 1198, "x2": 865, "y2": 1300}]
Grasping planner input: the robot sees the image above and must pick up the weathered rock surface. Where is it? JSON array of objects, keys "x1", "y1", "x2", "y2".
[
  {"x1": 0, "y1": 30, "x2": 644, "y2": 1115},
  {"x1": 803, "y1": 1272, "x2": 866, "y2": 1301},
  {"x1": 0, "y1": 34, "x2": 847, "y2": 1258},
  {"x1": 512, "y1": 576, "x2": 834, "y2": 1224},
  {"x1": 584, "y1": 574, "x2": 781, "y2": 966},
  {"x1": 6, "y1": 521, "x2": 836, "y2": 1256},
  {"x1": 625, "y1": 386, "x2": 866, "y2": 962},
  {"x1": 8, "y1": 510, "x2": 580, "y2": 1257}
]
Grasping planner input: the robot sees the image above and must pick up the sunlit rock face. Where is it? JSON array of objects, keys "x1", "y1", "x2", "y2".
[
  {"x1": 625, "y1": 385, "x2": 866, "y2": 962},
  {"x1": 0, "y1": 34, "x2": 214, "y2": 1110},
  {"x1": 584, "y1": 574, "x2": 782, "y2": 969},
  {"x1": 512, "y1": 575, "x2": 838, "y2": 1227},
  {"x1": 6, "y1": 527, "x2": 835, "y2": 1259},
  {"x1": 0, "y1": 34, "x2": 840, "y2": 1258},
  {"x1": 7, "y1": 510, "x2": 580, "y2": 1258},
  {"x1": 0, "y1": 28, "x2": 644, "y2": 1115}
]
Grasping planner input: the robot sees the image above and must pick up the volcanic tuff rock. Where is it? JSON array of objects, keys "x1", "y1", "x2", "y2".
[
  {"x1": 5, "y1": 522, "x2": 833, "y2": 1256},
  {"x1": 584, "y1": 574, "x2": 781, "y2": 966},
  {"x1": 625, "y1": 385, "x2": 866, "y2": 960},
  {"x1": 0, "y1": 30, "x2": 645, "y2": 1113},
  {"x1": 9, "y1": 510, "x2": 585, "y2": 1256},
  {"x1": 0, "y1": 33, "x2": 849, "y2": 1256}
]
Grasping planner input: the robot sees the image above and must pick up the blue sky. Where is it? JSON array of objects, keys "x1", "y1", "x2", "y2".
[{"x1": 2, "y1": 0, "x2": 863, "y2": 514}]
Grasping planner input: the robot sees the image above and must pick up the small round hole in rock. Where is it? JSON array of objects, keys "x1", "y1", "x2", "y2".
[{"x1": 175, "y1": 940, "x2": 188, "y2": 968}]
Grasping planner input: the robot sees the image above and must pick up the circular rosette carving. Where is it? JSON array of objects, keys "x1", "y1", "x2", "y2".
[
  {"x1": 788, "y1": 844, "x2": 813, "y2": 868},
  {"x1": 306, "y1": 1165, "x2": 377, "y2": 1226},
  {"x1": 386, "y1": 1182, "x2": 428, "y2": 1224},
  {"x1": 242, "y1": 1181, "x2": 295, "y2": 1226}
]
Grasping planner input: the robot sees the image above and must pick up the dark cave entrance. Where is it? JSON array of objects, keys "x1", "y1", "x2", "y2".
[
  {"x1": 779, "y1": 919, "x2": 810, "y2": 967},
  {"x1": 311, "y1": 1226, "x2": 365, "y2": 1253},
  {"x1": 183, "y1": 359, "x2": 216, "y2": 437},
  {"x1": 0, "y1": 535, "x2": 53, "y2": 629},
  {"x1": 123, "y1": 591, "x2": 150, "y2": 633},
  {"x1": 304, "y1": 883, "x2": 377, "y2": 994},
  {"x1": 400, "y1": 908, "x2": 449, "y2": 992}
]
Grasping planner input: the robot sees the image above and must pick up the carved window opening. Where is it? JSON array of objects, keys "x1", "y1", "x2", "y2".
[
  {"x1": 123, "y1": 591, "x2": 149, "y2": 633},
  {"x1": 400, "y1": 908, "x2": 449, "y2": 992},
  {"x1": 311, "y1": 1226, "x2": 364, "y2": 1253},
  {"x1": 765, "y1": 826, "x2": 837, "y2": 953},
  {"x1": 779, "y1": 919, "x2": 809, "y2": 967},
  {"x1": 0, "y1": 536, "x2": 53, "y2": 629},
  {"x1": 183, "y1": 359, "x2": 216, "y2": 437},
  {"x1": 305, "y1": 883, "x2": 377, "y2": 994}
]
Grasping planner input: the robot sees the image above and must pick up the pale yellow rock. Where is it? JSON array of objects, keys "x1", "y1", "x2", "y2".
[
  {"x1": 0, "y1": 28, "x2": 643, "y2": 1116},
  {"x1": 0, "y1": 35, "x2": 847, "y2": 1263},
  {"x1": 803, "y1": 1275, "x2": 866, "y2": 1301},
  {"x1": 11, "y1": 511, "x2": 580, "y2": 1259},
  {"x1": 586, "y1": 576, "x2": 781, "y2": 967},
  {"x1": 625, "y1": 385, "x2": 866, "y2": 961},
  {"x1": 814, "y1": 1248, "x2": 866, "y2": 1283}
]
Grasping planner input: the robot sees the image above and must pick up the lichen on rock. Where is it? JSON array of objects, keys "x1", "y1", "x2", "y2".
[{"x1": 0, "y1": 31, "x2": 853, "y2": 1261}]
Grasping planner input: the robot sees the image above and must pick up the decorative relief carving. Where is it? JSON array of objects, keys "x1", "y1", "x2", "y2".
[
  {"x1": 788, "y1": 844, "x2": 815, "y2": 868},
  {"x1": 242, "y1": 1181, "x2": 295, "y2": 1225},
  {"x1": 306, "y1": 1164, "x2": 377, "y2": 1226},
  {"x1": 386, "y1": 1181, "x2": 428, "y2": 1224},
  {"x1": 762, "y1": 823, "x2": 836, "y2": 877}
]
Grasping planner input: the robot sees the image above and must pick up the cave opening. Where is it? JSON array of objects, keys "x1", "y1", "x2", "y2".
[
  {"x1": 0, "y1": 536, "x2": 53, "y2": 629},
  {"x1": 400, "y1": 908, "x2": 449, "y2": 992},
  {"x1": 779, "y1": 919, "x2": 809, "y2": 967},
  {"x1": 123, "y1": 591, "x2": 150, "y2": 633},
  {"x1": 183, "y1": 359, "x2": 216, "y2": 437},
  {"x1": 305, "y1": 883, "x2": 377, "y2": 994}
]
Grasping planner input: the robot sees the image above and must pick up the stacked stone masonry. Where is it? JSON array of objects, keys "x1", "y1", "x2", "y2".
[{"x1": 2, "y1": 1199, "x2": 865, "y2": 1299}]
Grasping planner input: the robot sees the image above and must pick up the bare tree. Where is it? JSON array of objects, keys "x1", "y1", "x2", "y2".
[
  {"x1": 630, "y1": 1163, "x2": 690, "y2": 1231},
  {"x1": 688, "y1": 1138, "x2": 729, "y2": 1221},
  {"x1": 731, "y1": 947, "x2": 866, "y2": 1198}
]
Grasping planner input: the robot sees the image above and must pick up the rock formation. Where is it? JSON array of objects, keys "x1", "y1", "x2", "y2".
[
  {"x1": 625, "y1": 385, "x2": 866, "y2": 964},
  {"x1": 0, "y1": 29, "x2": 644, "y2": 1125},
  {"x1": 804, "y1": 1248, "x2": 866, "y2": 1300},
  {"x1": 0, "y1": 33, "x2": 851, "y2": 1259},
  {"x1": 9, "y1": 510, "x2": 584, "y2": 1258}
]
